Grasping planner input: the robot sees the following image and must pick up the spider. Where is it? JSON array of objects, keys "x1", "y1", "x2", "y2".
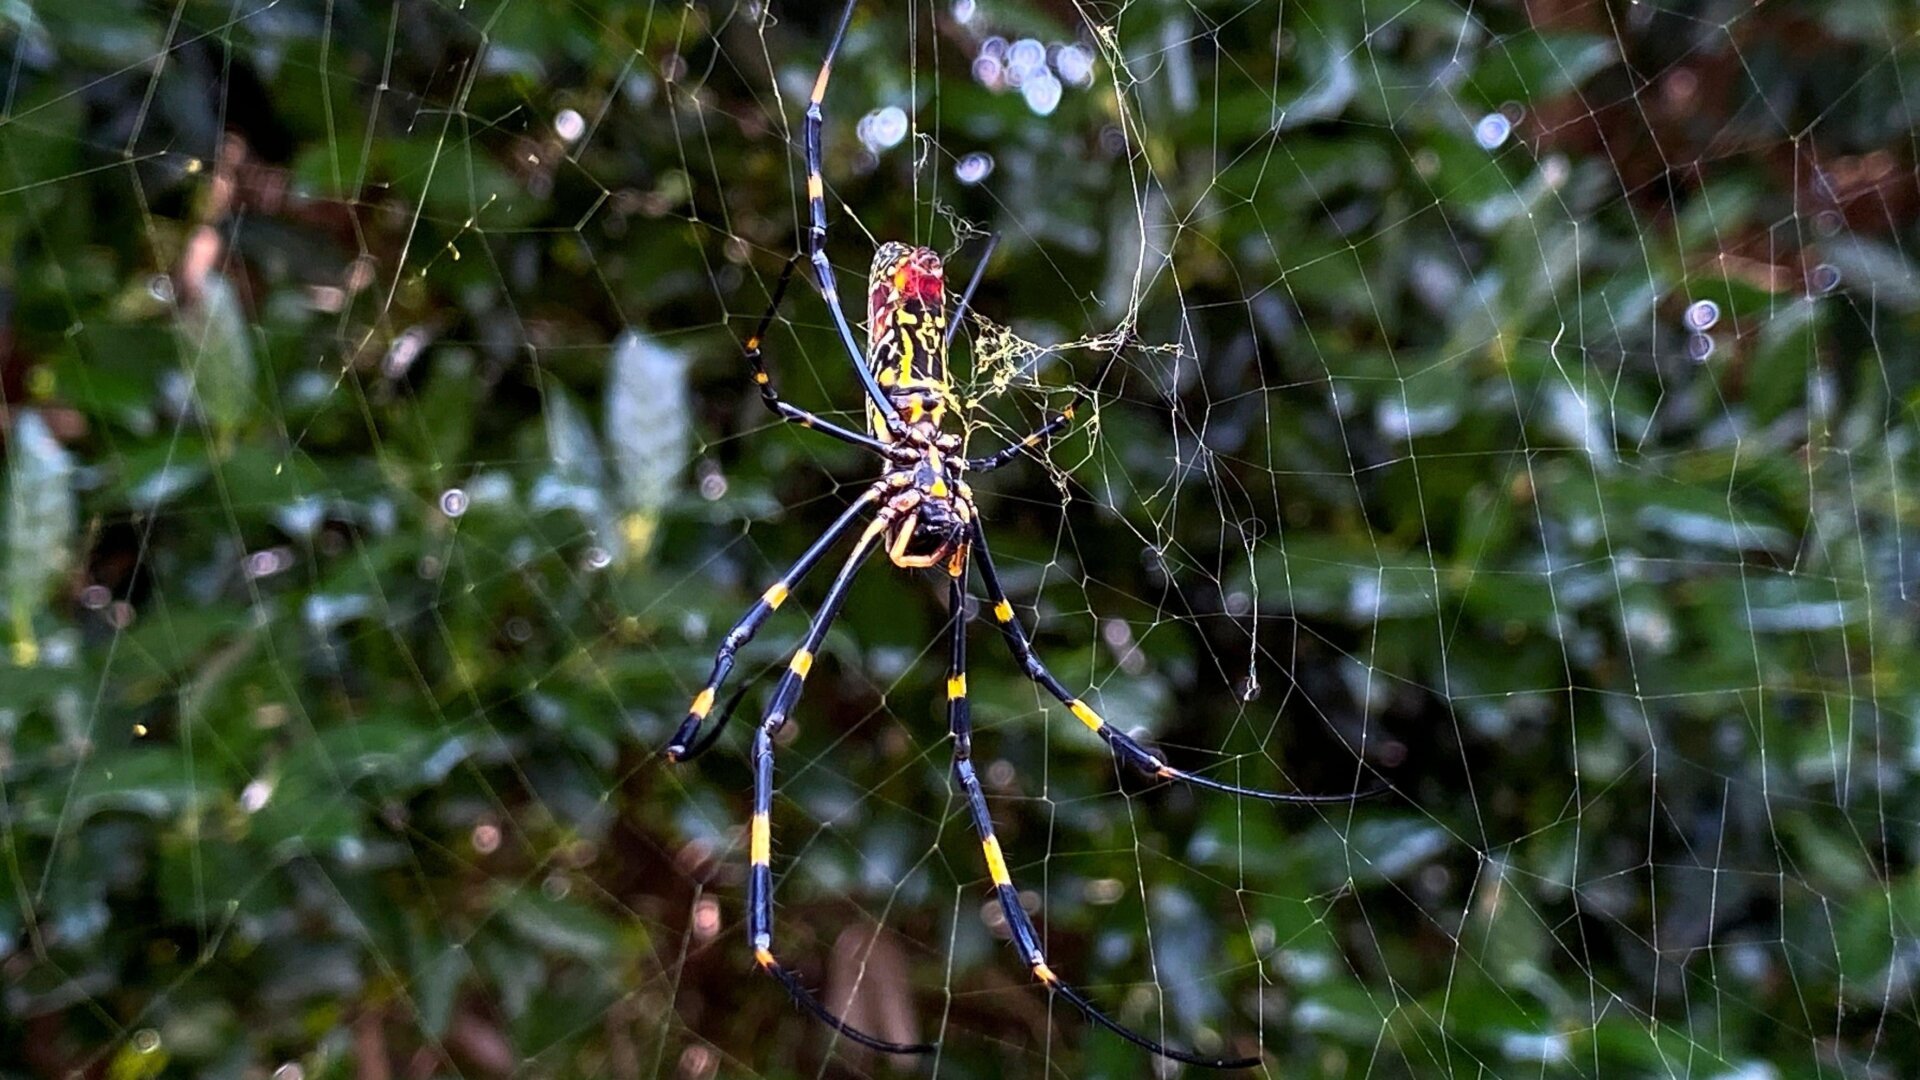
[{"x1": 664, "y1": 1, "x2": 1372, "y2": 1068}]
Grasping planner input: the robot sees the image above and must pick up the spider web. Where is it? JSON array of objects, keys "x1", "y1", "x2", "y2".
[{"x1": 3, "y1": 0, "x2": 1917, "y2": 1077}]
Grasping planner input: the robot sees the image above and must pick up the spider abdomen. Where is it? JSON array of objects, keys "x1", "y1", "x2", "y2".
[{"x1": 867, "y1": 241, "x2": 956, "y2": 438}]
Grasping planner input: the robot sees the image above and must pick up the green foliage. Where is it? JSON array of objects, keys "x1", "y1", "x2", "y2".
[{"x1": 2, "y1": 0, "x2": 1918, "y2": 1077}]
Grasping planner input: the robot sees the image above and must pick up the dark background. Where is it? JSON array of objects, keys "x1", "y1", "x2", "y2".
[{"x1": 2, "y1": 0, "x2": 1916, "y2": 1077}]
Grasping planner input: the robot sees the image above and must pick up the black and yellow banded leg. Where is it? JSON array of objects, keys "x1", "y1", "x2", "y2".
[
  {"x1": 969, "y1": 523, "x2": 1375, "y2": 805},
  {"x1": 946, "y1": 577, "x2": 1259, "y2": 1070},
  {"x1": 665, "y1": 486, "x2": 883, "y2": 761},
  {"x1": 743, "y1": 515, "x2": 929, "y2": 1054},
  {"x1": 943, "y1": 575, "x2": 974, "y2": 768},
  {"x1": 802, "y1": 0, "x2": 903, "y2": 435},
  {"x1": 943, "y1": 232, "x2": 1000, "y2": 352},
  {"x1": 963, "y1": 336, "x2": 1125, "y2": 473},
  {"x1": 755, "y1": 511, "x2": 885, "y2": 734},
  {"x1": 743, "y1": 256, "x2": 894, "y2": 456}
]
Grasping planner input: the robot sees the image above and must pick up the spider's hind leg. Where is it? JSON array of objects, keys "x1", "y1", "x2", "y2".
[
  {"x1": 942, "y1": 575, "x2": 1260, "y2": 1069},
  {"x1": 742, "y1": 513, "x2": 933, "y2": 1056},
  {"x1": 968, "y1": 521, "x2": 1380, "y2": 804}
]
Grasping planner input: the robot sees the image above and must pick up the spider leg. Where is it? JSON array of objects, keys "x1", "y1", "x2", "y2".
[
  {"x1": 666, "y1": 485, "x2": 883, "y2": 761},
  {"x1": 943, "y1": 232, "x2": 1000, "y2": 352},
  {"x1": 969, "y1": 522, "x2": 1380, "y2": 804},
  {"x1": 746, "y1": 512, "x2": 933, "y2": 1055},
  {"x1": 673, "y1": 677, "x2": 753, "y2": 764},
  {"x1": 805, "y1": 0, "x2": 905, "y2": 437},
  {"x1": 963, "y1": 336, "x2": 1125, "y2": 473},
  {"x1": 946, "y1": 576, "x2": 1260, "y2": 1069},
  {"x1": 744, "y1": 256, "x2": 894, "y2": 456}
]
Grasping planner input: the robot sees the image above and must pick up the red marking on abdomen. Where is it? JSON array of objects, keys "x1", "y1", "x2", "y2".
[{"x1": 897, "y1": 266, "x2": 944, "y2": 306}]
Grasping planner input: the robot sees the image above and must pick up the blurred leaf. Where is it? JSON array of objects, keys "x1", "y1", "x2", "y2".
[
  {"x1": 172, "y1": 272, "x2": 258, "y2": 449},
  {"x1": 535, "y1": 384, "x2": 613, "y2": 550},
  {"x1": 27, "y1": 750, "x2": 207, "y2": 826},
  {"x1": 1747, "y1": 298, "x2": 1821, "y2": 424},
  {"x1": 1278, "y1": 33, "x2": 1357, "y2": 130},
  {"x1": 5, "y1": 0, "x2": 1919, "y2": 1074},
  {"x1": 1468, "y1": 33, "x2": 1617, "y2": 107},
  {"x1": 411, "y1": 927, "x2": 468, "y2": 1039},
  {"x1": 4, "y1": 409, "x2": 75, "y2": 664},
  {"x1": 605, "y1": 327, "x2": 691, "y2": 562},
  {"x1": 1821, "y1": 234, "x2": 1920, "y2": 313},
  {"x1": 497, "y1": 886, "x2": 625, "y2": 965},
  {"x1": 0, "y1": 90, "x2": 84, "y2": 216}
]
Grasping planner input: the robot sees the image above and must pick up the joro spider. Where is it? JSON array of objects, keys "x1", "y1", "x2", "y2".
[{"x1": 665, "y1": 1, "x2": 1371, "y2": 1068}]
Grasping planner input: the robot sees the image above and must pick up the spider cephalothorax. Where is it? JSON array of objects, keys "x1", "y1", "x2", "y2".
[
  {"x1": 661, "y1": 0, "x2": 1375, "y2": 1068},
  {"x1": 875, "y1": 447, "x2": 972, "y2": 571}
]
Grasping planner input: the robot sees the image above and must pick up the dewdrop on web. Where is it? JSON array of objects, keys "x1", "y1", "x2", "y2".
[
  {"x1": 1684, "y1": 299, "x2": 1721, "y2": 332},
  {"x1": 1474, "y1": 112, "x2": 1512, "y2": 150},
  {"x1": 968, "y1": 30, "x2": 1096, "y2": 114},
  {"x1": 973, "y1": 37, "x2": 1007, "y2": 91},
  {"x1": 1023, "y1": 71, "x2": 1063, "y2": 116},
  {"x1": 1006, "y1": 38, "x2": 1046, "y2": 86},
  {"x1": 858, "y1": 105, "x2": 910, "y2": 154},
  {"x1": 1681, "y1": 301, "x2": 1720, "y2": 364},
  {"x1": 1054, "y1": 43, "x2": 1095, "y2": 88},
  {"x1": 955, "y1": 152, "x2": 994, "y2": 185}
]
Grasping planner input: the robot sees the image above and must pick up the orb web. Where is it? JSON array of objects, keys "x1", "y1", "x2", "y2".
[{"x1": 2, "y1": 1, "x2": 1916, "y2": 1077}]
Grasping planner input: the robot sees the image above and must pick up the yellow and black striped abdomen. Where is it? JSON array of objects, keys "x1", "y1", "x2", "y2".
[
  {"x1": 867, "y1": 242, "x2": 955, "y2": 436},
  {"x1": 870, "y1": 298, "x2": 948, "y2": 387}
]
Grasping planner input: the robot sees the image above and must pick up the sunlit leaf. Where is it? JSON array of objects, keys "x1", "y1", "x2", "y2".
[
  {"x1": 4, "y1": 409, "x2": 75, "y2": 665},
  {"x1": 605, "y1": 327, "x2": 691, "y2": 562},
  {"x1": 172, "y1": 271, "x2": 258, "y2": 448}
]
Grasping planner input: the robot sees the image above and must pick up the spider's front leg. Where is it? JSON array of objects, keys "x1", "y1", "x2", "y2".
[
  {"x1": 801, "y1": 0, "x2": 906, "y2": 440},
  {"x1": 943, "y1": 232, "x2": 999, "y2": 352},
  {"x1": 739, "y1": 256, "x2": 893, "y2": 457}
]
